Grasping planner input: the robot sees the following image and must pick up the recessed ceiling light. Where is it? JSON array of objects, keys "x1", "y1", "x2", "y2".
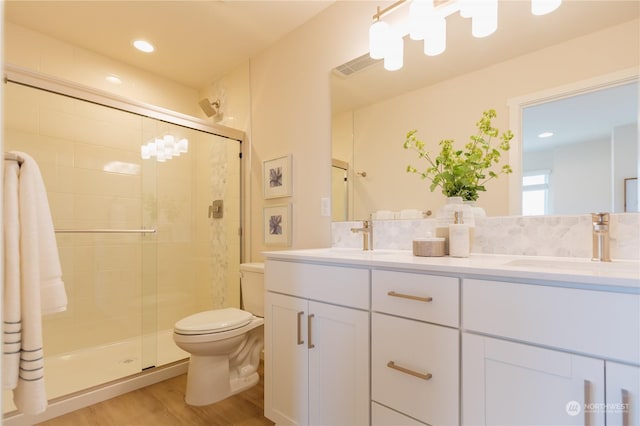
[
  {"x1": 538, "y1": 132, "x2": 554, "y2": 138},
  {"x1": 133, "y1": 40, "x2": 155, "y2": 53},
  {"x1": 106, "y1": 75, "x2": 122, "y2": 85}
]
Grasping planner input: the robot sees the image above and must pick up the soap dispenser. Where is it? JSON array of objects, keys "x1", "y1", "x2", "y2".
[{"x1": 449, "y1": 210, "x2": 470, "y2": 258}]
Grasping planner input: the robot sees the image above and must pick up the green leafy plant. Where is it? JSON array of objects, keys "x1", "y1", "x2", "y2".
[{"x1": 403, "y1": 109, "x2": 514, "y2": 202}]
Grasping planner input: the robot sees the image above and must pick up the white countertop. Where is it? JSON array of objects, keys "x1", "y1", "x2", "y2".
[{"x1": 263, "y1": 248, "x2": 640, "y2": 290}]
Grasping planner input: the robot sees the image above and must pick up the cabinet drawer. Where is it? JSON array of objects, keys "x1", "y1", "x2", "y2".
[
  {"x1": 372, "y1": 270, "x2": 458, "y2": 327},
  {"x1": 372, "y1": 402, "x2": 426, "y2": 426},
  {"x1": 265, "y1": 260, "x2": 369, "y2": 309},
  {"x1": 372, "y1": 313, "x2": 459, "y2": 426},
  {"x1": 463, "y1": 279, "x2": 640, "y2": 364}
]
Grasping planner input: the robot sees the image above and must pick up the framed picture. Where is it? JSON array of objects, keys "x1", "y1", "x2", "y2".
[
  {"x1": 624, "y1": 177, "x2": 638, "y2": 212},
  {"x1": 264, "y1": 204, "x2": 292, "y2": 246},
  {"x1": 263, "y1": 155, "x2": 292, "y2": 199}
]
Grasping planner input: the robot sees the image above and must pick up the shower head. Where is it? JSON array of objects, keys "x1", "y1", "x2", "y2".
[{"x1": 199, "y1": 98, "x2": 221, "y2": 118}]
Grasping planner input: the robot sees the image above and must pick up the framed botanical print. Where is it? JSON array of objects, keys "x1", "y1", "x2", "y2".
[
  {"x1": 263, "y1": 204, "x2": 292, "y2": 246},
  {"x1": 263, "y1": 155, "x2": 292, "y2": 199}
]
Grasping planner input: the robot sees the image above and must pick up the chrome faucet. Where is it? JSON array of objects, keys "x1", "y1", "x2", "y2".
[
  {"x1": 351, "y1": 215, "x2": 373, "y2": 251},
  {"x1": 591, "y1": 213, "x2": 611, "y2": 262}
]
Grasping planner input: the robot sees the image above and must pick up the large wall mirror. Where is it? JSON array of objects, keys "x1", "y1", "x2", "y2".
[{"x1": 331, "y1": 1, "x2": 639, "y2": 221}]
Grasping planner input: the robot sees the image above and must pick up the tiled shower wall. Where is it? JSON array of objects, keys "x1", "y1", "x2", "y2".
[{"x1": 332, "y1": 213, "x2": 640, "y2": 260}]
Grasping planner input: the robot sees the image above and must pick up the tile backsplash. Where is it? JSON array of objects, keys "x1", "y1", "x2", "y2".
[{"x1": 332, "y1": 213, "x2": 640, "y2": 260}]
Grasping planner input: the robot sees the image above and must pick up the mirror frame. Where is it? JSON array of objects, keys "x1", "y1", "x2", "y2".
[{"x1": 507, "y1": 67, "x2": 639, "y2": 215}]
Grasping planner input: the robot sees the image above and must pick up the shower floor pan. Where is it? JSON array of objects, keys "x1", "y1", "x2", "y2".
[{"x1": 2, "y1": 329, "x2": 187, "y2": 414}]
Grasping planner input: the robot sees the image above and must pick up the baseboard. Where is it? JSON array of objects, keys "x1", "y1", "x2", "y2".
[{"x1": 3, "y1": 360, "x2": 189, "y2": 426}]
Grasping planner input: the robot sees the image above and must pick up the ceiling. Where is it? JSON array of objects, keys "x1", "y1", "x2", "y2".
[{"x1": 4, "y1": 0, "x2": 335, "y2": 90}]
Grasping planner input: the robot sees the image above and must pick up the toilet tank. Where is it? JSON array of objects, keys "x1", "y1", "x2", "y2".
[{"x1": 240, "y1": 263, "x2": 264, "y2": 317}]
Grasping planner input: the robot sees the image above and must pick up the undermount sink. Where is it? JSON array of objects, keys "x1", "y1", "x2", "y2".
[{"x1": 505, "y1": 258, "x2": 640, "y2": 274}]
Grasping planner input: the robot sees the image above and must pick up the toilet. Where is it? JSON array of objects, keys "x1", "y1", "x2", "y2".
[{"x1": 173, "y1": 263, "x2": 264, "y2": 406}]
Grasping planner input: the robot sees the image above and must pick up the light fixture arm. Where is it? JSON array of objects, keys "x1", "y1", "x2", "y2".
[
  {"x1": 373, "y1": 0, "x2": 407, "y2": 21},
  {"x1": 373, "y1": 0, "x2": 452, "y2": 21}
]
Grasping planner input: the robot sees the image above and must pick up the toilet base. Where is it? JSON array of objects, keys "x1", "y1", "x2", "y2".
[
  {"x1": 230, "y1": 371, "x2": 259, "y2": 395},
  {"x1": 183, "y1": 355, "x2": 260, "y2": 406}
]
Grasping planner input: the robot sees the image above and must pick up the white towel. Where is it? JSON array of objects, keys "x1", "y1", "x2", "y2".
[
  {"x1": 2, "y1": 151, "x2": 68, "y2": 415},
  {"x1": 3, "y1": 160, "x2": 22, "y2": 390}
]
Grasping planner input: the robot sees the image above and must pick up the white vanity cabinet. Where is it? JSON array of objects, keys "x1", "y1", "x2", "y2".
[
  {"x1": 264, "y1": 260, "x2": 370, "y2": 426},
  {"x1": 264, "y1": 249, "x2": 639, "y2": 426},
  {"x1": 462, "y1": 278, "x2": 640, "y2": 426},
  {"x1": 371, "y1": 270, "x2": 459, "y2": 426}
]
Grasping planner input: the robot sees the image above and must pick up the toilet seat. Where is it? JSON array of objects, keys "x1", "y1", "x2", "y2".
[{"x1": 174, "y1": 308, "x2": 253, "y2": 335}]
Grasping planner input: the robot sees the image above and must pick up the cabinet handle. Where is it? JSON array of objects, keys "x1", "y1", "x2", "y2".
[
  {"x1": 297, "y1": 311, "x2": 304, "y2": 345},
  {"x1": 308, "y1": 314, "x2": 315, "y2": 349},
  {"x1": 387, "y1": 291, "x2": 433, "y2": 303},
  {"x1": 387, "y1": 361, "x2": 432, "y2": 381},
  {"x1": 622, "y1": 388, "x2": 630, "y2": 426},
  {"x1": 584, "y1": 380, "x2": 592, "y2": 426}
]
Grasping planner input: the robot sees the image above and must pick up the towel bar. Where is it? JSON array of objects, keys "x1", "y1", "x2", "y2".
[{"x1": 3, "y1": 152, "x2": 22, "y2": 163}]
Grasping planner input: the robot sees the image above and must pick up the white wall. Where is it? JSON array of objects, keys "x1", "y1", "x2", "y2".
[
  {"x1": 247, "y1": 2, "x2": 375, "y2": 260},
  {"x1": 554, "y1": 138, "x2": 611, "y2": 214},
  {"x1": 525, "y1": 138, "x2": 614, "y2": 215}
]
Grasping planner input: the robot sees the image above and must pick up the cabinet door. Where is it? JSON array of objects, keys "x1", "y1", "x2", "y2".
[
  {"x1": 265, "y1": 292, "x2": 309, "y2": 425},
  {"x1": 463, "y1": 333, "x2": 605, "y2": 426},
  {"x1": 308, "y1": 301, "x2": 370, "y2": 426},
  {"x1": 606, "y1": 362, "x2": 639, "y2": 426}
]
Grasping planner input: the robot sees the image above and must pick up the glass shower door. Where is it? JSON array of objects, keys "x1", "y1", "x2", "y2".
[{"x1": 141, "y1": 117, "x2": 242, "y2": 368}]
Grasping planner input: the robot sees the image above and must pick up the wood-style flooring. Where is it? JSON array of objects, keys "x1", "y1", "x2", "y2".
[{"x1": 37, "y1": 363, "x2": 274, "y2": 426}]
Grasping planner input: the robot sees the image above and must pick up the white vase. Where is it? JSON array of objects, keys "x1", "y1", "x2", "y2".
[{"x1": 464, "y1": 200, "x2": 486, "y2": 219}]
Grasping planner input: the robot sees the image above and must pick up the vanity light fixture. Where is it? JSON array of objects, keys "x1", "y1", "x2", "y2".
[
  {"x1": 133, "y1": 39, "x2": 155, "y2": 53},
  {"x1": 369, "y1": 0, "x2": 561, "y2": 71},
  {"x1": 531, "y1": 0, "x2": 562, "y2": 16}
]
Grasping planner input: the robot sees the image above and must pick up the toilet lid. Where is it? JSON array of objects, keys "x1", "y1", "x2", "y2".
[{"x1": 174, "y1": 308, "x2": 253, "y2": 335}]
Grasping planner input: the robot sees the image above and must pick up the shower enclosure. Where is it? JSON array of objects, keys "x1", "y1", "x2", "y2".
[{"x1": 2, "y1": 77, "x2": 242, "y2": 415}]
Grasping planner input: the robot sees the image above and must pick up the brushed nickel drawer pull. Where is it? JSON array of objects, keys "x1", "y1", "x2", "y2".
[
  {"x1": 584, "y1": 380, "x2": 592, "y2": 426},
  {"x1": 387, "y1": 291, "x2": 433, "y2": 303},
  {"x1": 308, "y1": 314, "x2": 315, "y2": 349},
  {"x1": 622, "y1": 388, "x2": 630, "y2": 426},
  {"x1": 387, "y1": 361, "x2": 432, "y2": 381},
  {"x1": 297, "y1": 311, "x2": 304, "y2": 345}
]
